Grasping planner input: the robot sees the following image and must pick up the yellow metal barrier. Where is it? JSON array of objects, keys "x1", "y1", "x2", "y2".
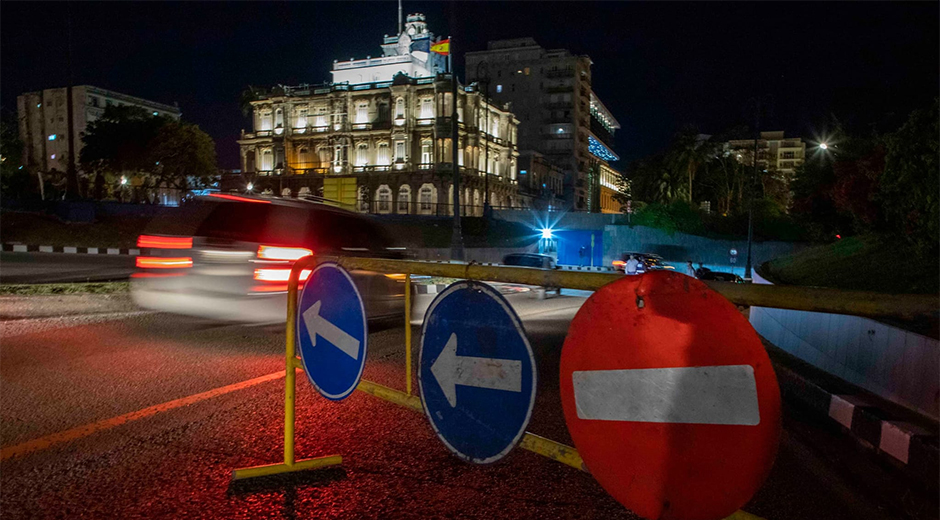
[{"x1": 232, "y1": 255, "x2": 938, "y2": 520}]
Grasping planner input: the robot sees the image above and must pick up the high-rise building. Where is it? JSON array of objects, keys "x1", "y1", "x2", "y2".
[
  {"x1": 726, "y1": 131, "x2": 806, "y2": 209},
  {"x1": 17, "y1": 85, "x2": 180, "y2": 173},
  {"x1": 237, "y1": 13, "x2": 520, "y2": 216},
  {"x1": 466, "y1": 38, "x2": 622, "y2": 211}
]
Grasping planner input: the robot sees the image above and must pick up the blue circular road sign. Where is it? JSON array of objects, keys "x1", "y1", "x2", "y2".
[
  {"x1": 297, "y1": 262, "x2": 367, "y2": 400},
  {"x1": 419, "y1": 281, "x2": 537, "y2": 464}
]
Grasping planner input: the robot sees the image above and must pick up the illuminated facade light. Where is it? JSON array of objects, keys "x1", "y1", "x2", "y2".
[
  {"x1": 50, "y1": 154, "x2": 56, "y2": 159},
  {"x1": 48, "y1": 134, "x2": 56, "y2": 141},
  {"x1": 153, "y1": 111, "x2": 159, "y2": 116},
  {"x1": 588, "y1": 135, "x2": 619, "y2": 162}
]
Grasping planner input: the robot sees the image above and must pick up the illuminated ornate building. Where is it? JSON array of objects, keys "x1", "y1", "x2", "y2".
[{"x1": 237, "y1": 14, "x2": 520, "y2": 215}]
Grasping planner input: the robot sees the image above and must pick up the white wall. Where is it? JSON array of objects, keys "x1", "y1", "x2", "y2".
[{"x1": 749, "y1": 272, "x2": 939, "y2": 420}]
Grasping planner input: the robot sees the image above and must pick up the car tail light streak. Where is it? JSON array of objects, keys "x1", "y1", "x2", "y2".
[
  {"x1": 136, "y1": 256, "x2": 193, "y2": 269},
  {"x1": 253, "y1": 268, "x2": 311, "y2": 283},
  {"x1": 137, "y1": 235, "x2": 193, "y2": 249},
  {"x1": 612, "y1": 260, "x2": 626, "y2": 267},
  {"x1": 256, "y1": 245, "x2": 313, "y2": 261}
]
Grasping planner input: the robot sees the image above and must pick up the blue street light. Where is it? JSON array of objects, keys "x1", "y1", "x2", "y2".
[{"x1": 540, "y1": 228, "x2": 554, "y2": 239}]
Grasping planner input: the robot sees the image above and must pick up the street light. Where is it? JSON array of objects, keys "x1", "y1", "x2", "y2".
[
  {"x1": 819, "y1": 143, "x2": 829, "y2": 150},
  {"x1": 246, "y1": 182, "x2": 254, "y2": 192}
]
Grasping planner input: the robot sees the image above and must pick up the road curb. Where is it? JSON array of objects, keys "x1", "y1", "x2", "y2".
[
  {"x1": 2, "y1": 243, "x2": 141, "y2": 256},
  {"x1": 770, "y1": 349, "x2": 939, "y2": 487}
]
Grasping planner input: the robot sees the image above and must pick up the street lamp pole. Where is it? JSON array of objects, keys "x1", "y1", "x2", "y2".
[
  {"x1": 745, "y1": 104, "x2": 760, "y2": 283},
  {"x1": 477, "y1": 62, "x2": 490, "y2": 218},
  {"x1": 449, "y1": 39, "x2": 465, "y2": 261}
]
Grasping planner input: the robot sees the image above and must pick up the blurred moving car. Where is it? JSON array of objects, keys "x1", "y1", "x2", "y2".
[
  {"x1": 502, "y1": 253, "x2": 561, "y2": 299},
  {"x1": 131, "y1": 194, "x2": 406, "y2": 323},
  {"x1": 612, "y1": 252, "x2": 674, "y2": 273},
  {"x1": 696, "y1": 270, "x2": 745, "y2": 283}
]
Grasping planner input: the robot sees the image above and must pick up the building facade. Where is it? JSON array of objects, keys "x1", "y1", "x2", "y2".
[
  {"x1": 17, "y1": 85, "x2": 181, "y2": 174},
  {"x1": 726, "y1": 131, "x2": 806, "y2": 209},
  {"x1": 465, "y1": 38, "x2": 623, "y2": 211},
  {"x1": 517, "y1": 151, "x2": 564, "y2": 210},
  {"x1": 237, "y1": 15, "x2": 520, "y2": 216}
]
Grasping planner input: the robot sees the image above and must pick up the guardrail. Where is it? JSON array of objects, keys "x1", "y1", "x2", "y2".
[{"x1": 231, "y1": 256, "x2": 936, "y2": 517}]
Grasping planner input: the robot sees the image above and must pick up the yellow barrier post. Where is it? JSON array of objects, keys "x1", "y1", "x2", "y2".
[
  {"x1": 232, "y1": 256, "x2": 343, "y2": 480},
  {"x1": 404, "y1": 272, "x2": 412, "y2": 395}
]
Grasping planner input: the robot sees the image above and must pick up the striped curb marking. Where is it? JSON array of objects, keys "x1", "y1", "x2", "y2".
[
  {"x1": 773, "y1": 362, "x2": 938, "y2": 484},
  {"x1": 2, "y1": 244, "x2": 141, "y2": 256}
]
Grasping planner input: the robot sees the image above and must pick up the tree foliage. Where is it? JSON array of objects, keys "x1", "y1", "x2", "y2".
[
  {"x1": 79, "y1": 106, "x2": 218, "y2": 202},
  {"x1": 879, "y1": 98, "x2": 939, "y2": 255}
]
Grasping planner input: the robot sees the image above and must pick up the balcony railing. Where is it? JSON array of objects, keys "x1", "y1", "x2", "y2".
[
  {"x1": 416, "y1": 117, "x2": 434, "y2": 126},
  {"x1": 545, "y1": 68, "x2": 575, "y2": 78}
]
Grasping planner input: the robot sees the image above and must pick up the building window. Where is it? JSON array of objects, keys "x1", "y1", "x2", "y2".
[
  {"x1": 262, "y1": 149, "x2": 273, "y2": 170},
  {"x1": 298, "y1": 147, "x2": 310, "y2": 168},
  {"x1": 419, "y1": 183, "x2": 435, "y2": 214},
  {"x1": 333, "y1": 145, "x2": 346, "y2": 171},
  {"x1": 377, "y1": 143, "x2": 390, "y2": 166},
  {"x1": 274, "y1": 108, "x2": 284, "y2": 128},
  {"x1": 89, "y1": 97, "x2": 99, "y2": 108},
  {"x1": 356, "y1": 143, "x2": 368, "y2": 166},
  {"x1": 395, "y1": 141, "x2": 406, "y2": 162},
  {"x1": 356, "y1": 103, "x2": 369, "y2": 124},
  {"x1": 420, "y1": 98, "x2": 433, "y2": 119},
  {"x1": 376, "y1": 185, "x2": 392, "y2": 214},
  {"x1": 260, "y1": 111, "x2": 273, "y2": 131},
  {"x1": 496, "y1": 84, "x2": 503, "y2": 93},
  {"x1": 491, "y1": 117, "x2": 499, "y2": 138},
  {"x1": 421, "y1": 141, "x2": 432, "y2": 165},
  {"x1": 48, "y1": 134, "x2": 56, "y2": 141},
  {"x1": 314, "y1": 107, "x2": 328, "y2": 128},
  {"x1": 395, "y1": 98, "x2": 405, "y2": 119},
  {"x1": 317, "y1": 147, "x2": 330, "y2": 167},
  {"x1": 296, "y1": 108, "x2": 308, "y2": 128},
  {"x1": 397, "y1": 185, "x2": 411, "y2": 214}
]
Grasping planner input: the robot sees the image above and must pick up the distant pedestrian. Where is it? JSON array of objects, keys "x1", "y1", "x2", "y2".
[
  {"x1": 686, "y1": 260, "x2": 696, "y2": 278},
  {"x1": 625, "y1": 254, "x2": 640, "y2": 275},
  {"x1": 579, "y1": 246, "x2": 587, "y2": 266}
]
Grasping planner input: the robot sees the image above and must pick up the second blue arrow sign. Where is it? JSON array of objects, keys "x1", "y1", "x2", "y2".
[{"x1": 419, "y1": 281, "x2": 537, "y2": 464}]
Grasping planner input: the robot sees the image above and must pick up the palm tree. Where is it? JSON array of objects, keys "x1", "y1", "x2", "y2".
[{"x1": 667, "y1": 127, "x2": 711, "y2": 204}]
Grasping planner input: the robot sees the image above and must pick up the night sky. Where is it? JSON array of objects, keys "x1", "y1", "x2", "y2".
[{"x1": 2, "y1": 1, "x2": 937, "y2": 169}]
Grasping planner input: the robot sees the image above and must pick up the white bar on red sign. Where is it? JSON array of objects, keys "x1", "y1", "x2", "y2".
[{"x1": 572, "y1": 365, "x2": 761, "y2": 425}]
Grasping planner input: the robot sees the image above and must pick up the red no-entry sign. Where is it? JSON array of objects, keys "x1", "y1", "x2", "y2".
[{"x1": 560, "y1": 271, "x2": 780, "y2": 520}]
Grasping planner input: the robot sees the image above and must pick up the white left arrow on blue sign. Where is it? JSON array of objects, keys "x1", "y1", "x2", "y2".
[
  {"x1": 302, "y1": 300, "x2": 360, "y2": 360},
  {"x1": 431, "y1": 333, "x2": 522, "y2": 407}
]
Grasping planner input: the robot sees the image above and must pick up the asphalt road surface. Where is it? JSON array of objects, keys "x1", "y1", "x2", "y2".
[
  {"x1": 1, "y1": 292, "x2": 935, "y2": 520},
  {"x1": 0, "y1": 252, "x2": 136, "y2": 284}
]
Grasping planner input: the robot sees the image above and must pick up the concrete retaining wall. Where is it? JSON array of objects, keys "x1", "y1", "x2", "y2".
[
  {"x1": 749, "y1": 272, "x2": 940, "y2": 420},
  {"x1": 603, "y1": 224, "x2": 808, "y2": 270}
]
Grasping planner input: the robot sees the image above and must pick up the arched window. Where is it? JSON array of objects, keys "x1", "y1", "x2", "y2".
[
  {"x1": 274, "y1": 108, "x2": 284, "y2": 128},
  {"x1": 260, "y1": 111, "x2": 273, "y2": 131},
  {"x1": 420, "y1": 98, "x2": 433, "y2": 119},
  {"x1": 473, "y1": 189, "x2": 481, "y2": 216},
  {"x1": 356, "y1": 143, "x2": 368, "y2": 167},
  {"x1": 395, "y1": 98, "x2": 405, "y2": 120},
  {"x1": 356, "y1": 103, "x2": 369, "y2": 124},
  {"x1": 397, "y1": 185, "x2": 411, "y2": 214},
  {"x1": 376, "y1": 185, "x2": 392, "y2": 214},
  {"x1": 376, "y1": 142, "x2": 390, "y2": 166},
  {"x1": 419, "y1": 184, "x2": 435, "y2": 215},
  {"x1": 298, "y1": 147, "x2": 310, "y2": 168}
]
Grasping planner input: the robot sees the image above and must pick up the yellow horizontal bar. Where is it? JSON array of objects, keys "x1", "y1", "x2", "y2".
[
  {"x1": 518, "y1": 432, "x2": 586, "y2": 472},
  {"x1": 232, "y1": 455, "x2": 342, "y2": 480},
  {"x1": 293, "y1": 256, "x2": 936, "y2": 320},
  {"x1": 357, "y1": 379, "x2": 423, "y2": 412},
  {"x1": 722, "y1": 510, "x2": 767, "y2": 520}
]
